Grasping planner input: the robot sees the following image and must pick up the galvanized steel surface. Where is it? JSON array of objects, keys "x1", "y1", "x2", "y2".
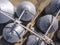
[
  {"x1": 0, "y1": 0, "x2": 14, "y2": 23},
  {"x1": 37, "y1": 15, "x2": 58, "y2": 33},
  {"x1": 16, "y1": 1, "x2": 36, "y2": 21},
  {"x1": 3, "y1": 23, "x2": 25, "y2": 43}
]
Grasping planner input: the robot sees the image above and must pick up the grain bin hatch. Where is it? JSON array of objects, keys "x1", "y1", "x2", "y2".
[
  {"x1": 26, "y1": 35, "x2": 47, "y2": 45},
  {"x1": 16, "y1": 1, "x2": 36, "y2": 21},
  {"x1": 45, "y1": 0, "x2": 60, "y2": 15},
  {"x1": 37, "y1": 15, "x2": 58, "y2": 33},
  {"x1": 0, "y1": 0, "x2": 14, "y2": 23},
  {"x1": 3, "y1": 23, "x2": 25, "y2": 43}
]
